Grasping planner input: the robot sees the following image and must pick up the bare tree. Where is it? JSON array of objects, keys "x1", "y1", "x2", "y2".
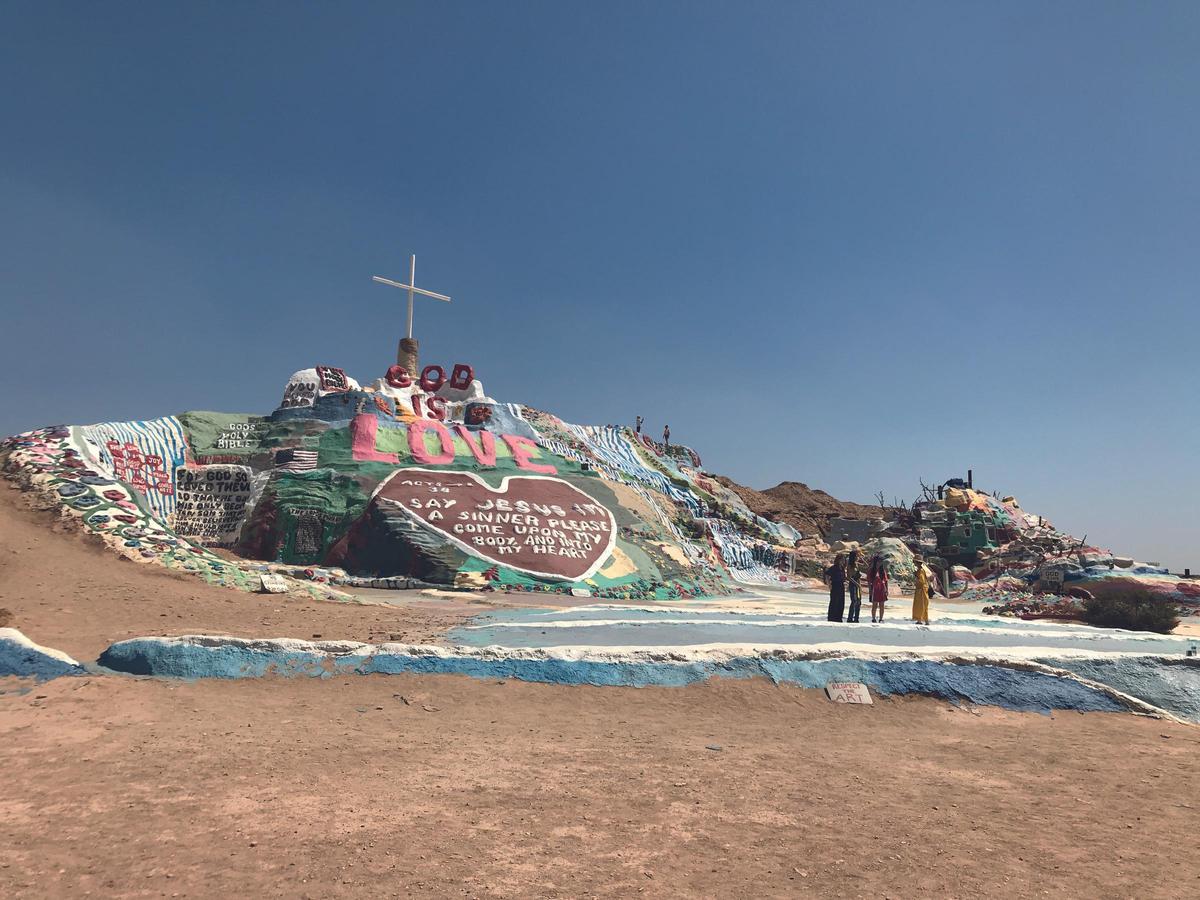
[{"x1": 917, "y1": 478, "x2": 939, "y2": 503}]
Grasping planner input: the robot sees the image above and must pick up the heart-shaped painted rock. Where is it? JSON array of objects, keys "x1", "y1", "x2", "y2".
[{"x1": 375, "y1": 468, "x2": 616, "y2": 581}]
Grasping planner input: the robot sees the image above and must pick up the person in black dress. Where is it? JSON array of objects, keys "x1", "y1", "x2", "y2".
[{"x1": 825, "y1": 553, "x2": 847, "y2": 622}]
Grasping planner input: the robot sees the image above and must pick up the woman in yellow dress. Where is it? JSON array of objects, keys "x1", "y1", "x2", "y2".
[{"x1": 911, "y1": 555, "x2": 932, "y2": 626}]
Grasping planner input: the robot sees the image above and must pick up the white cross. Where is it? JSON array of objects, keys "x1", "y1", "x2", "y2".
[{"x1": 372, "y1": 254, "x2": 451, "y2": 340}]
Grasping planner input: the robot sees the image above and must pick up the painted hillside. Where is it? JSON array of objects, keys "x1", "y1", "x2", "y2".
[
  {"x1": 3, "y1": 357, "x2": 1196, "y2": 614},
  {"x1": 1, "y1": 361, "x2": 801, "y2": 601}
]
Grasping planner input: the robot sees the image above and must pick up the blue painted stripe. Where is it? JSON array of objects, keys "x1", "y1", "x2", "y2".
[
  {"x1": 0, "y1": 630, "x2": 86, "y2": 681},
  {"x1": 566, "y1": 425, "x2": 702, "y2": 513},
  {"x1": 96, "y1": 637, "x2": 1145, "y2": 717},
  {"x1": 701, "y1": 517, "x2": 779, "y2": 583}
]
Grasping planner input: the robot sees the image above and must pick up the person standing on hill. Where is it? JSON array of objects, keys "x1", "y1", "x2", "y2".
[
  {"x1": 911, "y1": 555, "x2": 933, "y2": 626},
  {"x1": 869, "y1": 556, "x2": 890, "y2": 623},
  {"x1": 662, "y1": 424, "x2": 671, "y2": 450},
  {"x1": 825, "y1": 553, "x2": 847, "y2": 622},
  {"x1": 845, "y1": 549, "x2": 863, "y2": 623},
  {"x1": 636, "y1": 415, "x2": 644, "y2": 435}
]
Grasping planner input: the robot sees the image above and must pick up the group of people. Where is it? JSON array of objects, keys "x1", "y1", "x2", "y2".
[
  {"x1": 823, "y1": 548, "x2": 935, "y2": 625},
  {"x1": 634, "y1": 416, "x2": 670, "y2": 449}
]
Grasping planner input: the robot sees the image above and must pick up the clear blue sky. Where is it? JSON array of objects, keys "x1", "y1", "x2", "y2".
[{"x1": 2, "y1": 2, "x2": 1197, "y2": 570}]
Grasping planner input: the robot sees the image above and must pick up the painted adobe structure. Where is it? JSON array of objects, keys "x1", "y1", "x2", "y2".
[
  {"x1": 3, "y1": 356, "x2": 1194, "y2": 611},
  {"x1": 1, "y1": 360, "x2": 799, "y2": 600}
]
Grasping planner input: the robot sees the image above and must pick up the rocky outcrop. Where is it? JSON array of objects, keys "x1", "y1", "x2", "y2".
[{"x1": 715, "y1": 477, "x2": 891, "y2": 538}]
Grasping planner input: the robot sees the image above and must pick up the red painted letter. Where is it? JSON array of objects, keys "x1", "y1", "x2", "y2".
[
  {"x1": 350, "y1": 414, "x2": 399, "y2": 463},
  {"x1": 501, "y1": 434, "x2": 556, "y2": 474},
  {"x1": 419, "y1": 365, "x2": 446, "y2": 392},
  {"x1": 426, "y1": 396, "x2": 447, "y2": 421},
  {"x1": 408, "y1": 420, "x2": 456, "y2": 465},
  {"x1": 449, "y1": 363, "x2": 474, "y2": 390},
  {"x1": 385, "y1": 365, "x2": 412, "y2": 388},
  {"x1": 454, "y1": 425, "x2": 497, "y2": 466}
]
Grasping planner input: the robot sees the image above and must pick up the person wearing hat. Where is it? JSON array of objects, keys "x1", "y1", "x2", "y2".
[{"x1": 911, "y1": 554, "x2": 933, "y2": 626}]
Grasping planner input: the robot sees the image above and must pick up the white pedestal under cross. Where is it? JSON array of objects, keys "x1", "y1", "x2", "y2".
[{"x1": 372, "y1": 255, "x2": 452, "y2": 339}]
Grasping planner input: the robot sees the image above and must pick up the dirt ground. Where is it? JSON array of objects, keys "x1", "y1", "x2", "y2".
[
  {"x1": 3, "y1": 482, "x2": 1200, "y2": 898},
  {"x1": 3, "y1": 675, "x2": 1199, "y2": 899},
  {"x1": 0, "y1": 483, "x2": 490, "y2": 659}
]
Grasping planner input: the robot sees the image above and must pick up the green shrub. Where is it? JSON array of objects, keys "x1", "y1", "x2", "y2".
[{"x1": 1081, "y1": 593, "x2": 1180, "y2": 634}]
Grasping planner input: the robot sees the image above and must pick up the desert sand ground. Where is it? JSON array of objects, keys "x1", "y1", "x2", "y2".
[{"x1": 3, "y1": 483, "x2": 1200, "y2": 899}]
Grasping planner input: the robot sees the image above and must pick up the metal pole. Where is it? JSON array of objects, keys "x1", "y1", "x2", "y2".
[{"x1": 407, "y1": 254, "x2": 416, "y2": 339}]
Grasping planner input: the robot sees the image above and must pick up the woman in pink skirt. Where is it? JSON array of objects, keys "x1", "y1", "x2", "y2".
[{"x1": 869, "y1": 555, "x2": 889, "y2": 623}]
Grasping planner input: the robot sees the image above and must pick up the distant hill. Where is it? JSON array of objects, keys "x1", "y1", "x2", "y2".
[{"x1": 715, "y1": 477, "x2": 889, "y2": 538}]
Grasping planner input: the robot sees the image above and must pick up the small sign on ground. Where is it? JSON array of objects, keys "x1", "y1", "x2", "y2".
[
  {"x1": 259, "y1": 573, "x2": 289, "y2": 594},
  {"x1": 570, "y1": 588, "x2": 592, "y2": 598},
  {"x1": 825, "y1": 682, "x2": 873, "y2": 704}
]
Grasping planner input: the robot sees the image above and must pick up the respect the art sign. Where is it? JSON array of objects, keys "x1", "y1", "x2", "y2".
[
  {"x1": 824, "y1": 682, "x2": 873, "y2": 704},
  {"x1": 259, "y1": 573, "x2": 289, "y2": 594}
]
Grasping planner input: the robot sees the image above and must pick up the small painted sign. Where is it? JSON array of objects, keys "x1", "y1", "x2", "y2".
[
  {"x1": 570, "y1": 588, "x2": 592, "y2": 598},
  {"x1": 259, "y1": 573, "x2": 289, "y2": 594},
  {"x1": 825, "y1": 682, "x2": 872, "y2": 704}
]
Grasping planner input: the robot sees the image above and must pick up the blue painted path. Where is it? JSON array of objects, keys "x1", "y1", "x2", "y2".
[
  {"x1": 449, "y1": 603, "x2": 1190, "y2": 656},
  {"x1": 96, "y1": 634, "x2": 1140, "y2": 717}
]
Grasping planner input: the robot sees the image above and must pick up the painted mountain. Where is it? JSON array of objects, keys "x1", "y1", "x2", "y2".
[
  {"x1": 4, "y1": 358, "x2": 1194, "y2": 610},
  {"x1": 1, "y1": 361, "x2": 798, "y2": 601}
]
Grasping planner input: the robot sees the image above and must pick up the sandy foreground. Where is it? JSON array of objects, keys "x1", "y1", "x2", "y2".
[{"x1": 3, "y1": 485, "x2": 1200, "y2": 898}]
